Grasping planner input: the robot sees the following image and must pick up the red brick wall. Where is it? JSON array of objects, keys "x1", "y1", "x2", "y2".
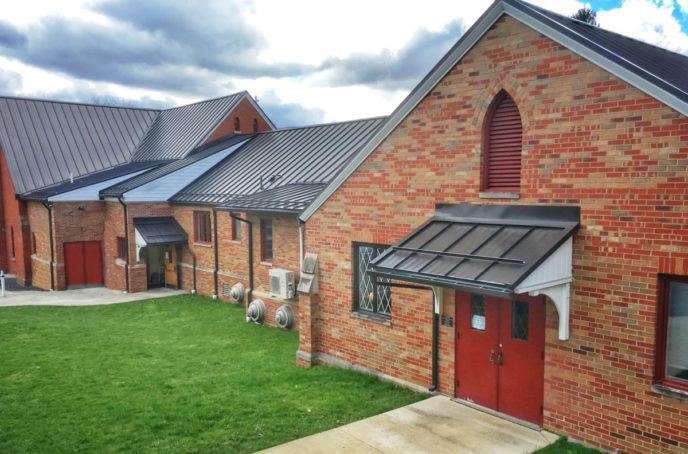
[
  {"x1": 302, "y1": 16, "x2": 688, "y2": 454},
  {"x1": 0, "y1": 148, "x2": 31, "y2": 284},
  {"x1": 123, "y1": 202, "x2": 173, "y2": 293},
  {"x1": 26, "y1": 201, "x2": 51, "y2": 289},
  {"x1": 204, "y1": 98, "x2": 272, "y2": 143},
  {"x1": 103, "y1": 201, "x2": 126, "y2": 291},
  {"x1": 50, "y1": 201, "x2": 107, "y2": 290},
  {"x1": 173, "y1": 205, "x2": 301, "y2": 329}
]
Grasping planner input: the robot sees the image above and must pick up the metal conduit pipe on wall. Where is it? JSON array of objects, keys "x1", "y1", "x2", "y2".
[
  {"x1": 184, "y1": 244, "x2": 197, "y2": 294},
  {"x1": 229, "y1": 213, "x2": 252, "y2": 306},
  {"x1": 375, "y1": 279, "x2": 439, "y2": 392},
  {"x1": 41, "y1": 201, "x2": 55, "y2": 291},
  {"x1": 212, "y1": 208, "x2": 219, "y2": 299},
  {"x1": 118, "y1": 197, "x2": 129, "y2": 293}
]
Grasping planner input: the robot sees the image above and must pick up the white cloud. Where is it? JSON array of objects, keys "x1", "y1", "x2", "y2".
[
  {"x1": 0, "y1": 0, "x2": 686, "y2": 125},
  {"x1": 598, "y1": 0, "x2": 688, "y2": 53}
]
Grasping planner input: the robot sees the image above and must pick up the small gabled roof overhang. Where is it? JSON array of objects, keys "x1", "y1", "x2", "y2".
[
  {"x1": 216, "y1": 183, "x2": 327, "y2": 215},
  {"x1": 133, "y1": 216, "x2": 187, "y2": 260},
  {"x1": 298, "y1": 0, "x2": 688, "y2": 222},
  {"x1": 369, "y1": 204, "x2": 580, "y2": 340}
]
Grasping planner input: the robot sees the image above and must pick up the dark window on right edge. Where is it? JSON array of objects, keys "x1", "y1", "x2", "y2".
[
  {"x1": 655, "y1": 274, "x2": 688, "y2": 392},
  {"x1": 261, "y1": 220, "x2": 273, "y2": 262},
  {"x1": 482, "y1": 90, "x2": 522, "y2": 193},
  {"x1": 353, "y1": 242, "x2": 391, "y2": 317}
]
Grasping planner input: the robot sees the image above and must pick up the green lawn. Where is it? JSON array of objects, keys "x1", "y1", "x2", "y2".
[
  {"x1": 533, "y1": 437, "x2": 606, "y2": 454},
  {"x1": 0, "y1": 295, "x2": 426, "y2": 453}
]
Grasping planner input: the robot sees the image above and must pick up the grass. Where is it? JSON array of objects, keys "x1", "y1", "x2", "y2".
[
  {"x1": 533, "y1": 437, "x2": 606, "y2": 453},
  {"x1": 0, "y1": 295, "x2": 426, "y2": 453}
]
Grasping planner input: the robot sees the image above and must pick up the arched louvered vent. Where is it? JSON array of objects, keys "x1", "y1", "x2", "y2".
[{"x1": 483, "y1": 92, "x2": 522, "y2": 192}]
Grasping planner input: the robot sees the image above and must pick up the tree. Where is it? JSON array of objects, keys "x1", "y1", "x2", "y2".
[{"x1": 571, "y1": 8, "x2": 599, "y2": 26}]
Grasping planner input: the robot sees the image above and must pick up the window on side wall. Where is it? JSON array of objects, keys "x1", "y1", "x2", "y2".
[
  {"x1": 352, "y1": 242, "x2": 392, "y2": 317},
  {"x1": 234, "y1": 117, "x2": 240, "y2": 132},
  {"x1": 253, "y1": 118, "x2": 259, "y2": 133},
  {"x1": 194, "y1": 211, "x2": 212, "y2": 244},
  {"x1": 32, "y1": 232, "x2": 37, "y2": 254},
  {"x1": 261, "y1": 220, "x2": 273, "y2": 262},
  {"x1": 231, "y1": 213, "x2": 242, "y2": 241},
  {"x1": 482, "y1": 90, "x2": 522, "y2": 193},
  {"x1": 116, "y1": 237, "x2": 127, "y2": 259},
  {"x1": 10, "y1": 225, "x2": 15, "y2": 259},
  {"x1": 655, "y1": 274, "x2": 688, "y2": 393}
]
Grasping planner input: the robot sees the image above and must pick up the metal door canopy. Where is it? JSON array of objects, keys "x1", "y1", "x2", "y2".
[
  {"x1": 369, "y1": 204, "x2": 580, "y2": 298},
  {"x1": 134, "y1": 217, "x2": 188, "y2": 261}
]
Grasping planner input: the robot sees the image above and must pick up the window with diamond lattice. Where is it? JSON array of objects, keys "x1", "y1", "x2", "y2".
[
  {"x1": 353, "y1": 242, "x2": 392, "y2": 316},
  {"x1": 512, "y1": 300, "x2": 529, "y2": 341}
]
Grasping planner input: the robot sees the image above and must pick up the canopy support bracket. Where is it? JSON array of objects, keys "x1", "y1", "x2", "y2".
[{"x1": 528, "y1": 282, "x2": 570, "y2": 341}]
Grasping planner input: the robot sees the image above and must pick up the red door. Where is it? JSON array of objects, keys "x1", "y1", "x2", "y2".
[
  {"x1": 64, "y1": 242, "x2": 103, "y2": 288},
  {"x1": 455, "y1": 291, "x2": 545, "y2": 426}
]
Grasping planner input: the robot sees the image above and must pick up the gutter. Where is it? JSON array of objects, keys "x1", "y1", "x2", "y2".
[
  {"x1": 229, "y1": 212, "x2": 252, "y2": 306},
  {"x1": 41, "y1": 201, "x2": 54, "y2": 291},
  {"x1": 118, "y1": 197, "x2": 129, "y2": 293}
]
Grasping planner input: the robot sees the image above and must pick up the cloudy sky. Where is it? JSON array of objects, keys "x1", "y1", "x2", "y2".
[{"x1": 0, "y1": 0, "x2": 687, "y2": 127}]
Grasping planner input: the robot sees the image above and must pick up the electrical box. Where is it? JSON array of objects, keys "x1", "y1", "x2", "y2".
[{"x1": 297, "y1": 253, "x2": 318, "y2": 295}]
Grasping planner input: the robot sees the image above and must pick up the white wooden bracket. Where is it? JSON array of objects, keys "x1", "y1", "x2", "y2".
[{"x1": 529, "y1": 282, "x2": 570, "y2": 341}]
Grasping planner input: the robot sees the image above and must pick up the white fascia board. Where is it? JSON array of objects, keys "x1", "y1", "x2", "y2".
[
  {"x1": 48, "y1": 170, "x2": 148, "y2": 202},
  {"x1": 122, "y1": 140, "x2": 246, "y2": 202},
  {"x1": 299, "y1": 0, "x2": 688, "y2": 223}
]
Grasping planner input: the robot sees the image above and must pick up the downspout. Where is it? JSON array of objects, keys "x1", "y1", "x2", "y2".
[
  {"x1": 374, "y1": 279, "x2": 440, "y2": 392},
  {"x1": 118, "y1": 197, "x2": 129, "y2": 293},
  {"x1": 184, "y1": 244, "x2": 197, "y2": 294},
  {"x1": 230, "y1": 213, "x2": 252, "y2": 306},
  {"x1": 212, "y1": 208, "x2": 219, "y2": 300},
  {"x1": 41, "y1": 201, "x2": 54, "y2": 291},
  {"x1": 299, "y1": 222, "x2": 304, "y2": 270}
]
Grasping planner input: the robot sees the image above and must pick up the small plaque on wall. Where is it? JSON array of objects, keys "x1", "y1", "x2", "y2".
[{"x1": 441, "y1": 315, "x2": 454, "y2": 327}]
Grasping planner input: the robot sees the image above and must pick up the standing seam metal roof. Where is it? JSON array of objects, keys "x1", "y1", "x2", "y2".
[
  {"x1": 19, "y1": 160, "x2": 166, "y2": 201},
  {"x1": 0, "y1": 96, "x2": 158, "y2": 194},
  {"x1": 130, "y1": 92, "x2": 247, "y2": 162},
  {"x1": 217, "y1": 183, "x2": 328, "y2": 213},
  {"x1": 170, "y1": 117, "x2": 386, "y2": 206},
  {"x1": 370, "y1": 204, "x2": 580, "y2": 298},
  {"x1": 100, "y1": 134, "x2": 252, "y2": 197}
]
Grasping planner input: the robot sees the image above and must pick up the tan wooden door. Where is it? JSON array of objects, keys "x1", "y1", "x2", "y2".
[{"x1": 165, "y1": 246, "x2": 178, "y2": 288}]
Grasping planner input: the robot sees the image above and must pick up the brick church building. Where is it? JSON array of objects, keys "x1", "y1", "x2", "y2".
[{"x1": 1, "y1": 1, "x2": 687, "y2": 452}]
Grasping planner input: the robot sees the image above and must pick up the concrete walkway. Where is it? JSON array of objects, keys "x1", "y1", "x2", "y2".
[
  {"x1": 258, "y1": 396, "x2": 558, "y2": 454},
  {"x1": 0, "y1": 285, "x2": 186, "y2": 307}
]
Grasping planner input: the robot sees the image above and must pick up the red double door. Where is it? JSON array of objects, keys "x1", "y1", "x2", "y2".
[
  {"x1": 64, "y1": 242, "x2": 103, "y2": 288},
  {"x1": 455, "y1": 291, "x2": 545, "y2": 426}
]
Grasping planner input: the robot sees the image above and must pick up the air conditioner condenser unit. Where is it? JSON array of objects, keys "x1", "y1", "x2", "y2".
[{"x1": 269, "y1": 268, "x2": 295, "y2": 299}]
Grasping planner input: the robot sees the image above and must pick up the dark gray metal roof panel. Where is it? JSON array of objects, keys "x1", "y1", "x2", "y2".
[
  {"x1": 507, "y1": 0, "x2": 688, "y2": 104},
  {"x1": 0, "y1": 96, "x2": 158, "y2": 194},
  {"x1": 100, "y1": 134, "x2": 251, "y2": 197},
  {"x1": 130, "y1": 92, "x2": 246, "y2": 162},
  {"x1": 19, "y1": 160, "x2": 166, "y2": 201},
  {"x1": 170, "y1": 116, "x2": 386, "y2": 205},
  {"x1": 370, "y1": 204, "x2": 580, "y2": 297},
  {"x1": 217, "y1": 183, "x2": 327, "y2": 214},
  {"x1": 133, "y1": 216, "x2": 188, "y2": 246}
]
